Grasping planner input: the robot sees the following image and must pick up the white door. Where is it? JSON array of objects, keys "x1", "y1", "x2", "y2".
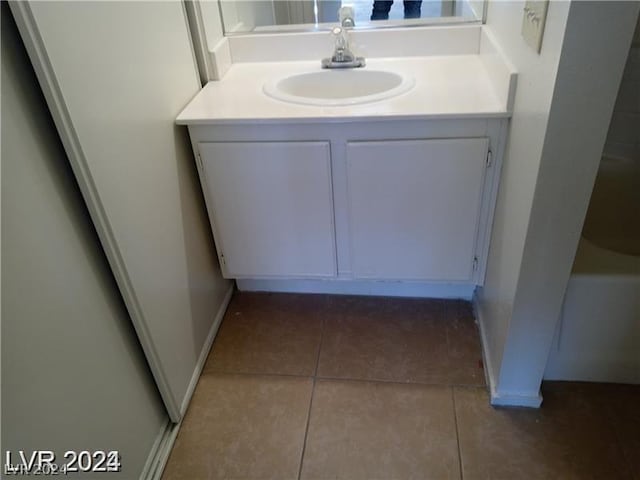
[
  {"x1": 11, "y1": 1, "x2": 232, "y2": 422},
  {"x1": 199, "y1": 141, "x2": 337, "y2": 278},
  {"x1": 346, "y1": 138, "x2": 489, "y2": 281}
]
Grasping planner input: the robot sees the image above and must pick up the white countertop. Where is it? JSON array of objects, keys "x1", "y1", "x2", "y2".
[{"x1": 176, "y1": 55, "x2": 512, "y2": 125}]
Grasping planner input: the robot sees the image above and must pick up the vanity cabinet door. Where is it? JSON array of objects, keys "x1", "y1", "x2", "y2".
[
  {"x1": 198, "y1": 141, "x2": 336, "y2": 278},
  {"x1": 346, "y1": 138, "x2": 489, "y2": 281}
]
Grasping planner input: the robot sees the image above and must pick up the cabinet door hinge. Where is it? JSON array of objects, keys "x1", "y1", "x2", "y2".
[
  {"x1": 196, "y1": 152, "x2": 203, "y2": 170},
  {"x1": 486, "y1": 149, "x2": 493, "y2": 168},
  {"x1": 472, "y1": 256, "x2": 479, "y2": 271},
  {"x1": 219, "y1": 254, "x2": 226, "y2": 268}
]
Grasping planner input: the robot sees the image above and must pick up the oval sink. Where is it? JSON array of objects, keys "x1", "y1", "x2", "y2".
[{"x1": 263, "y1": 69, "x2": 415, "y2": 106}]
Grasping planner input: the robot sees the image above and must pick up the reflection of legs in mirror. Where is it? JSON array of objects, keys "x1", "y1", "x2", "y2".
[
  {"x1": 370, "y1": 0, "x2": 393, "y2": 20},
  {"x1": 403, "y1": 0, "x2": 422, "y2": 18},
  {"x1": 370, "y1": 0, "x2": 422, "y2": 20}
]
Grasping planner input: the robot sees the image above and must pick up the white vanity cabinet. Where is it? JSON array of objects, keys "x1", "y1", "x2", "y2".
[
  {"x1": 187, "y1": 118, "x2": 506, "y2": 290},
  {"x1": 176, "y1": 50, "x2": 516, "y2": 295},
  {"x1": 346, "y1": 138, "x2": 489, "y2": 281},
  {"x1": 198, "y1": 141, "x2": 336, "y2": 278}
]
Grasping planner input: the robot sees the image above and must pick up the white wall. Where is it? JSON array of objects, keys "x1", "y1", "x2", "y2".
[
  {"x1": 476, "y1": 0, "x2": 571, "y2": 402},
  {"x1": 13, "y1": 0, "x2": 233, "y2": 420},
  {"x1": 1, "y1": 5, "x2": 167, "y2": 477},
  {"x1": 477, "y1": 1, "x2": 639, "y2": 405}
]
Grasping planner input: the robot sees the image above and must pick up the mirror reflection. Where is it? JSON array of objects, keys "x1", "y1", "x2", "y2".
[{"x1": 218, "y1": 0, "x2": 483, "y2": 35}]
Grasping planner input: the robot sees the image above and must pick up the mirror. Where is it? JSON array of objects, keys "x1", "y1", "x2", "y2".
[{"x1": 218, "y1": 0, "x2": 485, "y2": 35}]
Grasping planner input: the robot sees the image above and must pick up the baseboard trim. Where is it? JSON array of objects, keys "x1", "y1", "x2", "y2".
[
  {"x1": 141, "y1": 419, "x2": 181, "y2": 480},
  {"x1": 471, "y1": 291, "x2": 495, "y2": 392},
  {"x1": 490, "y1": 390, "x2": 543, "y2": 408},
  {"x1": 179, "y1": 284, "x2": 234, "y2": 415},
  {"x1": 236, "y1": 278, "x2": 475, "y2": 299},
  {"x1": 473, "y1": 291, "x2": 543, "y2": 408}
]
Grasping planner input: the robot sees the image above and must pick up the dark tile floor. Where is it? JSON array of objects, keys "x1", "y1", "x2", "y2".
[{"x1": 162, "y1": 292, "x2": 640, "y2": 480}]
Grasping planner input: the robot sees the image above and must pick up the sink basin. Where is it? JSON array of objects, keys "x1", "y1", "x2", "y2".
[{"x1": 263, "y1": 69, "x2": 415, "y2": 106}]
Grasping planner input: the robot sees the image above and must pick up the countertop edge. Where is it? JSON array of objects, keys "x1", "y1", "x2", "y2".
[{"x1": 176, "y1": 111, "x2": 512, "y2": 126}]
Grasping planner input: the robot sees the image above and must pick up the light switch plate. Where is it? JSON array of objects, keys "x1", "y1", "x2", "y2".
[{"x1": 522, "y1": 0, "x2": 549, "y2": 53}]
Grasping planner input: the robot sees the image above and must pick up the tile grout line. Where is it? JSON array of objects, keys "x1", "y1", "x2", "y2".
[
  {"x1": 451, "y1": 387, "x2": 465, "y2": 480},
  {"x1": 297, "y1": 376, "x2": 316, "y2": 480},
  {"x1": 314, "y1": 374, "x2": 487, "y2": 389},
  {"x1": 313, "y1": 314, "x2": 326, "y2": 378},
  {"x1": 297, "y1": 316, "x2": 326, "y2": 480},
  {"x1": 204, "y1": 368, "x2": 488, "y2": 390},
  {"x1": 205, "y1": 369, "x2": 314, "y2": 380}
]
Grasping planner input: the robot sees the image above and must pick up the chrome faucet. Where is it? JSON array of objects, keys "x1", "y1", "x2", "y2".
[
  {"x1": 321, "y1": 25, "x2": 365, "y2": 69},
  {"x1": 339, "y1": 6, "x2": 355, "y2": 27}
]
